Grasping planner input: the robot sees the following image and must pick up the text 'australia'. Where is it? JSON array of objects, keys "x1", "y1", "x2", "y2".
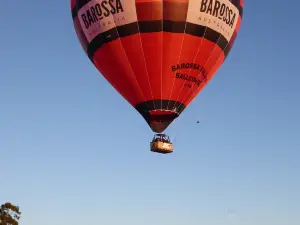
[
  {"x1": 81, "y1": 0, "x2": 124, "y2": 29},
  {"x1": 200, "y1": 0, "x2": 237, "y2": 28}
]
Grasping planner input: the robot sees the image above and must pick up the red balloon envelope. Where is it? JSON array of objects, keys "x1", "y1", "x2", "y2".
[{"x1": 71, "y1": 0, "x2": 244, "y2": 133}]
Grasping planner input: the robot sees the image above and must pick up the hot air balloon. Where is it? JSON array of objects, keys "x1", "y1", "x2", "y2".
[{"x1": 71, "y1": 0, "x2": 244, "y2": 154}]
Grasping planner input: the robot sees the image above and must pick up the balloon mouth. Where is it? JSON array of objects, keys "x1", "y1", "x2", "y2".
[
  {"x1": 135, "y1": 100, "x2": 185, "y2": 133},
  {"x1": 148, "y1": 110, "x2": 179, "y2": 133}
]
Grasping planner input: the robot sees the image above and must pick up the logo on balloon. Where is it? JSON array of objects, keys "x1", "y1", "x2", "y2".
[
  {"x1": 200, "y1": 0, "x2": 237, "y2": 28},
  {"x1": 187, "y1": 0, "x2": 239, "y2": 41},
  {"x1": 80, "y1": 0, "x2": 124, "y2": 29}
]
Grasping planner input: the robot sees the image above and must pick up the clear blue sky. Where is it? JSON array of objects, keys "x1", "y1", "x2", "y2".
[{"x1": 1, "y1": 1, "x2": 299, "y2": 225}]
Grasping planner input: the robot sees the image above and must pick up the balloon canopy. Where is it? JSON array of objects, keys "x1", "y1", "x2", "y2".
[{"x1": 71, "y1": 0, "x2": 244, "y2": 133}]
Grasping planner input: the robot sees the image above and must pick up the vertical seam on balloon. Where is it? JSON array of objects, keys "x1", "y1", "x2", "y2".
[
  {"x1": 93, "y1": 56, "x2": 133, "y2": 105},
  {"x1": 166, "y1": 0, "x2": 190, "y2": 112},
  {"x1": 180, "y1": 38, "x2": 229, "y2": 111},
  {"x1": 172, "y1": 29, "x2": 211, "y2": 111},
  {"x1": 111, "y1": 12, "x2": 147, "y2": 104},
  {"x1": 179, "y1": 32, "x2": 224, "y2": 109},
  {"x1": 76, "y1": 1, "x2": 144, "y2": 107},
  {"x1": 172, "y1": 12, "x2": 212, "y2": 111},
  {"x1": 134, "y1": 2, "x2": 156, "y2": 111},
  {"x1": 161, "y1": 0, "x2": 164, "y2": 111},
  {"x1": 173, "y1": 31, "x2": 211, "y2": 109},
  {"x1": 78, "y1": 6, "x2": 132, "y2": 105},
  {"x1": 179, "y1": 8, "x2": 243, "y2": 110}
]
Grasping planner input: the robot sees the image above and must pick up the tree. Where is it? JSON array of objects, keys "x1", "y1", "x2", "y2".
[{"x1": 0, "y1": 202, "x2": 21, "y2": 225}]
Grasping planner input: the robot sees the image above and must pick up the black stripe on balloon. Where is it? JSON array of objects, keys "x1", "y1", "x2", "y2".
[
  {"x1": 136, "y1": 100, "x2": 186, "y2": 113},
  {"x1": 230, "y1": 0, "x2": 243, "y2": 18},
  {"x1": 76, "y1": 0, "x2": 92, "y2": 10},
  {"x1": 238, "y1": 7, "x2": 243, "y2": 18},
  {"x1": 163, "y1": 20, "x2": 186, "y2": 33},
  {"x1": 184, "y1": 22, "x2": 228, "y2": 54},
  {"x1": 136, "y1": 100, "x2": 186, "y2": 133},
  {"x1": 87, "y1": 27, "x2": 119, "y2": 61},
  {"x1": 224, "y1": 30, "x2": 238, "y2": 57},
  {"x1": 87, "y1": 22, "x2": 139, "y2": 61},
  {"x1": 139, "y1": 21, "x2": 162, "y2": 32},
  {"x1": 135, "y1": 99, "x2": 186, "y2": 120},
  {"x1": 118, "y1": 22, "x2": 140, "y2": 37},
  {"x1": 87, "y1": 21, "x2": 162, "y2": 61},
  {"x1": 87, "y1": 21, "x2": 230, "y2": 61},
  {"x1": 71, "y1": 7, "x2": 77, "y2": 19}
]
